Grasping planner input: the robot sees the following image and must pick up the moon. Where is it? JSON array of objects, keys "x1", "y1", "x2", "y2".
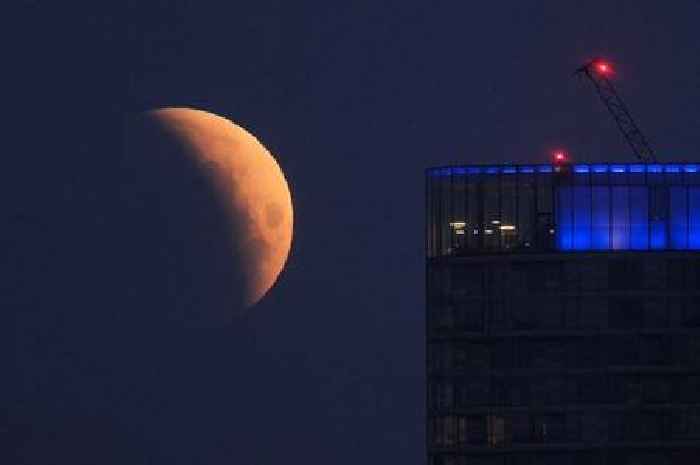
[{"x1": 122, "y1": 107, "x2": 293, "y2": 322}]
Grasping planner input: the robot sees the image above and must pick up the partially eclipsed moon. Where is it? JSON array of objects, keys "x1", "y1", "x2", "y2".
[{"x1": 124, "y1": 107, "x2": 293, "y2": 318}]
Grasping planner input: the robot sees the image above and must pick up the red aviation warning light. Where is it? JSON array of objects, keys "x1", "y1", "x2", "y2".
[
  {"x1": 553, "y1": 150, "x2": 567, "y2": 164},
  {"x1": 594, "y1": 60, "x2": 612, "y2": 75},
  {"x1": 552, "y1": 150, "x2": 571, "y2": 173}
]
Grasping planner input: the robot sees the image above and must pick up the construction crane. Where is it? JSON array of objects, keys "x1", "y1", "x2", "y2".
[{"x1": 575, "y1": 59, "x2": 657, "y2": 163}]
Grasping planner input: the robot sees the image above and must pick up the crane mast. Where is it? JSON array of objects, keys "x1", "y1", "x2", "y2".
[{"x1": 575, "y1": 59, "x2": 657, "y2": 163}]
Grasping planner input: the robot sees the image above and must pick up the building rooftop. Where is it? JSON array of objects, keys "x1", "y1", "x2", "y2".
[
  {"x1": 426, "y1": 161, "x2": 700, "y2": 256},
  {"x1": 427, "y1": 162, "x2": 700, "y2": 176}
]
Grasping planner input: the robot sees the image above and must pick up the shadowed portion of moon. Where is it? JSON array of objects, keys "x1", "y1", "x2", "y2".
[
  {"x1": 1, "y1": 108, "x2": 293, "y2": 458},
  {"x1": 120, "y1": 107, "x2": 293, "y2": 325}
]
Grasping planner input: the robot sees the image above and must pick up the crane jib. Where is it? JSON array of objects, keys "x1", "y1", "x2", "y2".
[{"x1": 576, "y1": 60, "x2": 657, "y2": 164}]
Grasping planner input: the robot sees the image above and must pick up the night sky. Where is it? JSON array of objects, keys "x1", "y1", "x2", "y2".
[{"x1": 4, "y1": 1, "x2": 700, "y2": 463}]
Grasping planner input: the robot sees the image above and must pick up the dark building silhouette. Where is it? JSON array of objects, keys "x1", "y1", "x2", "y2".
[{"x1": 426, "y1": 162, "x2": 700, "y2": 464}]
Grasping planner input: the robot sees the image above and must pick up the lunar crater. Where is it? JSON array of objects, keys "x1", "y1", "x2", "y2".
[{"x1": 265, "y1": 202, "x2": 285, "y2": 229}]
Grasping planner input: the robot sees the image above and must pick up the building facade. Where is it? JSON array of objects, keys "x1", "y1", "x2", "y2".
[{"x1": 426, "y1": 163, "x2": 700, "y2": 464}]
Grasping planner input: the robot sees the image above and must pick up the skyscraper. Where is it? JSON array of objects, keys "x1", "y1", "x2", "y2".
[{"x1": 426, "y1": 162, "x2": 700, "y2": 464}]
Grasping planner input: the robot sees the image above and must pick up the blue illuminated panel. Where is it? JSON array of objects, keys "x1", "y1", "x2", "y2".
[
  {"x1": 670, "y1": 187, "x2": 688, "y2": 249},
  {"x1": 552, "y1": 163, "x2": 700, "y2": 251},
  {"x1": 611, "y1": 165, "x2": 626, "y2": 173},
  {"x1": 573, "y1": 186, "x2": 591, "y2": 249},
  {"x1": 557, "y1": 187, "x2": 573, "y2": 250},
  {"x1": 555, "y1": 183, "x2": 700, "y2": 252},
  {"x1": 611, "y1": 187, "x2": 630, "y2": 249},
  {"x1": 591, "y1": 187, "x2": 610, "y2": 249},
  {"x1": 629, "y1": 187, "x2": 649, "y2": 250}
]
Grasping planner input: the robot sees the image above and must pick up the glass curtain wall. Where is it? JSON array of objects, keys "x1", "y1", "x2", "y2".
[{"x1": 427, "y1": 163, "x2": 700, "y2": 257}]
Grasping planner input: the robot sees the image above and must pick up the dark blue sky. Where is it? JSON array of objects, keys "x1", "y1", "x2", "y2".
[{"x1": 4, "y1": 1, "x2": 700, "y2": 463}]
